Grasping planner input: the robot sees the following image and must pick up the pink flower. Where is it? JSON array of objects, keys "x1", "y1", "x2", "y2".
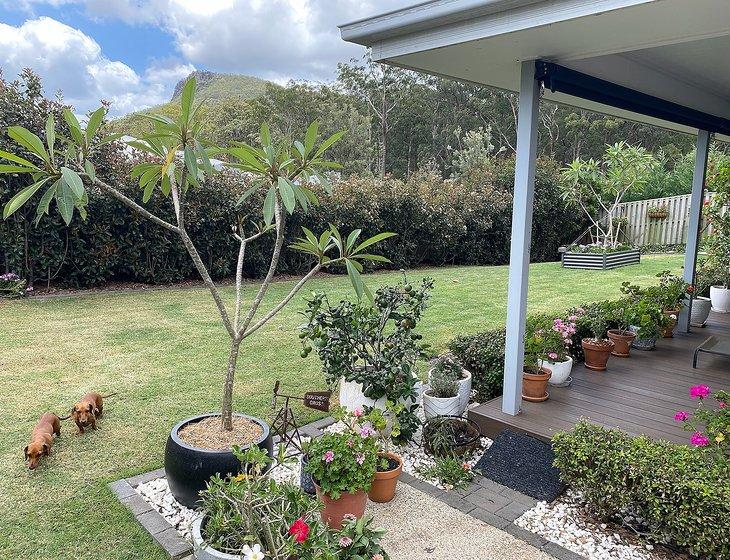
[
  {"x1": 462, "y1": 462, "x2": 471, "y2": 471},
  {"x1": 372, "y1": 555, "x2": 384, "y2": 560},
  {"x1": 356, "y1": 453, "x2": 365, "y2": 465},
  {"x1": 323, "y1": 450, "x2": 335, "y2": 463},
  {"x1": 346, "y1": 439, "x2": 354, "y2": 447},
  {"x1": 719, "y1": 402, "x2": 727, "y2": 409},
  {"x1": 548, "y1": 352, "x2": 559, "y2": 360},
  {"x1": 674, "y1": 411, "x2": 689, "y2": 422},
  {"x1": 353, "y1": 408, "x2": 363, "y2": 417},
  {"x1": 690, "y1": 432, "x2": 710, "y2": 447},
  {"x1": 568, "y1": 315, "x2": 578, "y2": 321},
  {"x1": 339, "y1": 537, "x2": 353, "y2": 547},
  {"x1": 343, "y1": 514, "x2": 357, "y2": 521},
  {"x1": 359, "y1": 424, "x2": 375, "y2": 438},
  {"x1": 689, "y1": 385, "x2": 711, "y2": 399}
]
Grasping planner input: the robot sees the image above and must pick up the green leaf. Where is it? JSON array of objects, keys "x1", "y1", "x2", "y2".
[
  {"x1": 184, "y1": 145, "x2": 198, "y2": 180},
  {"x1": 86, "y1": 107, "x2": 105, "y2": 141},
  {"x1": 277, "y1": 177, "x2": 296, "y2": 214},
  {"x1": 8, "y1": 126, "x2": 49, "y2": 164},
  {"x1": 353, "y1": 232, "x2": 397, "y2": 253},
  {"x1": 314, "y1": 130, "x2": 345, "y2": 158},
  {"x1": 354, "y1": 253, "x2": 391, "y2": 263},
  {"x1": 62, "y1": 109, "x2": 85, "y2": 146},
  {"x1": 293, "y1": 140, "x2": 306, "y2": 158},
  {"x1": 84, "y1": 160, "x2": 96, "y2": 181},
  {"x1": 346, "y1": 229, "x2": 362, "y2": 252},
  {"x1": 292, "y1": 184, "x2": 310, "y2": 212},
  {"x1": 45, "y1": 115, "x2": 55, "y2": 161},
  {"x1": 304, "y1": 122, "x2": 318, "y2": 155},
  {"x1": 180, "y1": 77, "x2": 196, "y2": 121},
  {"x1": 236, "y1": 184, "x2": 259, "y2": 207},
  {"x1": 260, "y1": 123, "x2": 271, "y2": 147},
  {"x1": 61, "y1": 167, "x2": 84, "y2": 199},
  {"x1": 263, "y1": 186, "x2": 275, "y2": 226},
  {"x1": 56, "y1": 179, "x2": 75, "y2": 225},
  {"x1": 3, "y1": 178, "x2": 49, "y2": 219},
  {"x1": 0, "y1": 149, "x2": 40, "y2": 170},
  {"x1": 346, "y1": 259, "x2": 365, "y2": 300},
  {"x1": 35, "y1": 180, "x2": 59, "y2": 224},
  {"x1": 0, "y1": 165, "x2": 36, "y2": 174}
]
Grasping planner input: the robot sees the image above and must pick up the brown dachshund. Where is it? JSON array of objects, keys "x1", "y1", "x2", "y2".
[
  {"x1": 25, "y1": 413, "x2": 61, "y2": 469},
  {"x1": 71, "y1": 392, "x2": 117, "y2": 434}
]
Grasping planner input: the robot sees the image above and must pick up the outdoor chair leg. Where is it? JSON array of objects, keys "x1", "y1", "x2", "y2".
[{"x1": 693, "y1": 350, "x2": 699, "y2": 369}]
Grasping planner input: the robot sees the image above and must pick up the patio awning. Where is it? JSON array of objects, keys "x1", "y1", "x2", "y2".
[
  {"x1": 340, "y1": 0, "x2": 729, "y2": 417},
  {"x1": 340, "y1": 0, "x2": 730, "y2": 142}
]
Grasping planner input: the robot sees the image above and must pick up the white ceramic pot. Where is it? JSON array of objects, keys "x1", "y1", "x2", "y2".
[
  {"x1": 338, "y1": 377, "x2": 422, "y2": 413},
  {"x1": 192, "y1": 516, "x2": 242, "y2": 560},
  {"x1": 539, "y1": 357, "x2": 573, "y2": 386},
  {"x1": 422, "y1": 391, "x2": 462, "y2": 419},
  {"x1": 690, "y1": 296, "x2": 713, "y2": 326},
  {"x1": 428, "y1": 367, "x2": 472, "y2": 413},
  {"x1": 710, "y1": 286, "x2": 730, "y2": 313}
]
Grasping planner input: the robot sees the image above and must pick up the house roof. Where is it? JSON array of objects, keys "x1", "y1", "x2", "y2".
[{"x1": 340, "y1": 0, "x2": 730, "y2": 141}]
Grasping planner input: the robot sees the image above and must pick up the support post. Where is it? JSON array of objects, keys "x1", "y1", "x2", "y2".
[
  {"x1": 502, "y1": 61, "x2": 540, "y2": 416},
  {"x1": 680, "y1": 129, "x2": 710, "y2": 332}
]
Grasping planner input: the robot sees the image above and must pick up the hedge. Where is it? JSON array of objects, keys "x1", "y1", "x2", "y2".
[
  {"x1": 553, "y1": 421, "x2": 730, "y2": 559},
  {"x1": 1, "y1": 146, "x2": 587, "y2": 288}
]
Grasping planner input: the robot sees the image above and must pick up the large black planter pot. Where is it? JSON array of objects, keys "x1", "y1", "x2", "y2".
[{"x1": 164, "y1": 412, "x2": 273, "y2": 508}]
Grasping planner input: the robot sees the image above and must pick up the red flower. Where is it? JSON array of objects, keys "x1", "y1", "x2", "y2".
[{"x1": 289, "y1": 517, "x2": 310, "y2": 543}]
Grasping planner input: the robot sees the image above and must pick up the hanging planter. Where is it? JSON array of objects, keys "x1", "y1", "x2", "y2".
[{"x1": 647, "y1": 205, "x2": 669, "y2": 219}]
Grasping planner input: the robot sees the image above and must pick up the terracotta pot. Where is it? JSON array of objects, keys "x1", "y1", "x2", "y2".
[
  {"x1": 314, "y1": 484, "x2": 367, "y2": 529},
  {"x1": 661, "y1": 308, "x2": 680, "y2": 338},
  {"x1": 522, "y1": 365, "x2": 551, "y2": 402},
  {"x1": 581, "y1": 338, "x2": 614, "y2": 371},
  {"x1": 607, "y1": 329, "x2": 636, "y2": 357},
  {"x1": 367, "y1": 452, "x2": 402, "y2": 503}
]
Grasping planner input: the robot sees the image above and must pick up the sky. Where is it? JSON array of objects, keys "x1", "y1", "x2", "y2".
[{"x1": 0, "y1": 0, "x2": 409, "y2": 116}]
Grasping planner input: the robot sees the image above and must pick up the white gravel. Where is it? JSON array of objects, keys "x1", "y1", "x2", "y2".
[
  {"x1": 515, "y1": 490, "x2": 687, "y2": 560},
  {"x1": 136, "y1": 477, "x2": 198, "y2": 541}
]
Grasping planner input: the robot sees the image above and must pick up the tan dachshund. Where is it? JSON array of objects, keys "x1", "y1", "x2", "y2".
[
  {"x1": 71, "y1": 392, "x2": 117, "y2": 434},
  {"x1": 25, "y1": 413, "x2": 61, "y2": 469}
]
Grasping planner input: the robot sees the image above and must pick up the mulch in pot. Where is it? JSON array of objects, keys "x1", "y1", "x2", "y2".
[
  {"x1": 177, "y1": 415, "x2": 263, "y2": 450},
  {"x1": 474, "y1": 430, "x2": 565, "y2": 502}
]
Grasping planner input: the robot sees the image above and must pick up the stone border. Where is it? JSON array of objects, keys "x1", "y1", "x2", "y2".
[{"x1": 110, "y1": 415, "x2": 583, "y2": 560}]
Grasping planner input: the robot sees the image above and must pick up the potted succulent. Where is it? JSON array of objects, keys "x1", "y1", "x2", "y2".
[
  {"x1": 429, "y1": 353, "x2": 472, "y2": 412},
  {"x1": 538, "y1": 313, "x2": 580, "y2": 386},
  {"x1": 579, "y1": 304, "x2": 615, "y2": 371},
  {"x1": 690, "y1": 265, "x2": 714, "y2": 327},
  {"x1": 606, "y1": 299, "x2": 637, "y2": 357},
  {"x1": 0, "y1": 77, "x2": 393, "y2": 508},
  {"x1": 300, "y1": 279, "x2": 432, "y2": 444},
  {"x1": 522, "y1": 315, "x2": 559, "y2": 402},
  {"x1": 629, "y1": 298, "x2": 665, "y2": 351},
  {"x1": 423, "y1": 356, "x2": 463, "y2": 418},
  {"x1": 362, "y1": 403, "x2": 404, "y2": 503},
  {"x1": 304, "y1": 412, "x2": 379, "y2": 529}
]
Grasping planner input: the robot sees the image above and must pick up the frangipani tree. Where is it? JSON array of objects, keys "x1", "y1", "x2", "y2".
[
  {"x1": 561, "y1": 142, "x2": 655, "y2": 248},
  {"x1": 0, "y1": 77, "x2": 394, "y2": 431}
]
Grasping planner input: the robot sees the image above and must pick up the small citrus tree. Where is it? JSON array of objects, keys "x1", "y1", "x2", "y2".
[
  {"x1": 561, "y1": 141, "x2": 655, "y2": 248},
  {"x1": 0, "y1": 77, "x2": 394, "y2": 431}
]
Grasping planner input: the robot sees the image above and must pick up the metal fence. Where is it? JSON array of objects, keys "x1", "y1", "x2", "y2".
[{"x1": 607, "y1": 193, "x2": 716, "y2": 246}]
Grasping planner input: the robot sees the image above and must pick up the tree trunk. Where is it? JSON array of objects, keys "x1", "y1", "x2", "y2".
[{"x1": 221, "y1": 337, "x2": 242, "y2": 431}]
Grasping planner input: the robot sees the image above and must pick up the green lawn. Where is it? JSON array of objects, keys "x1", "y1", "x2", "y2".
[{"x1": 0, "y1": 254, "x2": 682, "y2": 560}]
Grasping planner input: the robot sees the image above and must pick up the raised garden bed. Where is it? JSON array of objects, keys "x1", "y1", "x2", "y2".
[{"x1": 561, "y1": 249, "x2": 641, "y2": 270}]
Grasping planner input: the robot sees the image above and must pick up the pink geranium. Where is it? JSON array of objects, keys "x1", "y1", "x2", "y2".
[
  {"x1": 353, "y1": 408, "x2": 363, "y2": 417},
  {"x1": 690, "y1": 432, "x2": 710, "y2": 447},
  {"x1": 323, "y1": 450, "x2": 335, "y2": 463},
  {"x1": 339, "y1": 537, "x2": 353, "y2": 547},
  {"x1": 355, "y1": 453, "x2": 365, "y2": 465},
  {"x1": 689, "y1": 385, "x2": 711, "y2": 399},
  {"x1": 674, "y1": 411, "x2": 688, "y2": 422}
]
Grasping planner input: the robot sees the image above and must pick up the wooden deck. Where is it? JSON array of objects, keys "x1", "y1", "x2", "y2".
[{"x1": 469, "y1": 312, "x2": 730, "y2": 444}]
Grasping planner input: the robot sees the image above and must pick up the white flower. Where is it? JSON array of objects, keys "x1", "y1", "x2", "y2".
[{"x1": 242, "y1": 544, "x2": 266, "y2": 560}]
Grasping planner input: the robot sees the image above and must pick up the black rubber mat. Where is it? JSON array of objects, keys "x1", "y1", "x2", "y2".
[{"x1": 474, "y1": 429, "x2": 566, "y2": 502}]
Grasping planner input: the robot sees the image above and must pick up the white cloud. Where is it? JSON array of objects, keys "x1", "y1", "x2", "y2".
[{"x1": 0, "y1": 16, "x2": 193, "y2": 115}]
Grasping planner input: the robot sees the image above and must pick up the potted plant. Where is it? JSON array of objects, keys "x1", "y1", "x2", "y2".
[
  {"x1": 0, "y1": 77, "x2": 393, "y2": 507},
  {"x1": 362, "y1": 403, "x2": 403, "y2": 503},
  {"x1": 422, "y1": 415, "x2": 481, "y2": 458},
  {"x1": 538, "y1": 313, "x2": 580, "y2": 386},
  {"x1": 300, "y1": 279, "x2": 433, "y2": 443},
  {"x1": 579, "y1": 304, "x2": 615, "y2": 371},
  {"x1": 690, "y1": 265, "x2": 714, "y2": 327},
  {"x1": 629, "y1": 298, "x2": 664, "y2": 351},
  {"x1": 652, "y1": 271, "x2": 690, "y2": 337},
  {"x1": 705, "y1": 188, "x2": 730, "y2": 312},
  {"x1": 423, "y1": 356, "x2": 462, "y2": 418},
  {"x1": 606, "y1": 299, "x2": 637, "y2": 357},
  {"x1": 429, "y1": 353, "x2": 472, "y2": 412},
  {"x1": 647, "y1": 204, "x2": 669, "y2": 219},
  {"x1": 304, "y1": 413, "x2": 379, "y2": 529},
  {"x1": 522, "y1": 315, "x2": 558, "y2": 401}
]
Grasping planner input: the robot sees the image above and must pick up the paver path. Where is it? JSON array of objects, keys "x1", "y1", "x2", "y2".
[{"x1": 370, "y1": 483, "x2": 552, "y2": 560}]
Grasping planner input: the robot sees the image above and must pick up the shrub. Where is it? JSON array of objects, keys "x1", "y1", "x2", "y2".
[
  {"x1": 417, "y1": 456, "x2": 474, "y2": 491},
  {"x1": 553, "y1": 421, "x2": 730, "y2": 559},
  {"x1": 448, "y1": 328, "x2": 505, "y2": 402}
]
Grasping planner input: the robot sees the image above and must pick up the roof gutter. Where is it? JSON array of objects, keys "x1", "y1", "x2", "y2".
[{"x1": 339, "y1": 0, "x2": 543, "y2": 45}]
